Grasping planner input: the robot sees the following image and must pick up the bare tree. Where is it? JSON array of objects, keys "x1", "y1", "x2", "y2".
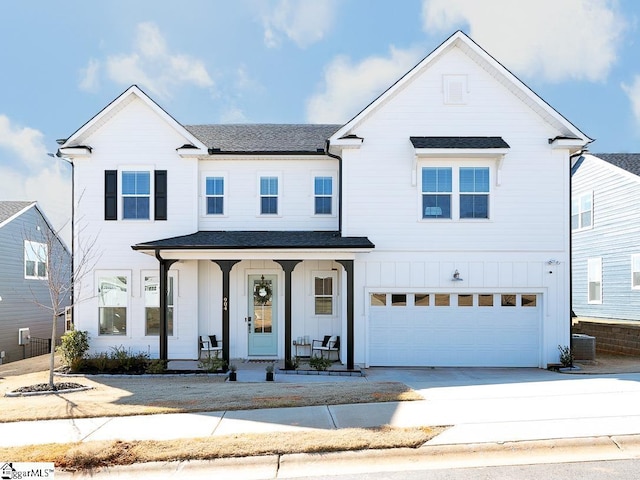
[{"x1": 26, "y1": 200, "x2": 100, "y2": 388}]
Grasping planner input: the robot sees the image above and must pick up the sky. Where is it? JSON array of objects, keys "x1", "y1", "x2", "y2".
[{"x1": 2, "y1": 0, "x2": 640, "y2": 244}]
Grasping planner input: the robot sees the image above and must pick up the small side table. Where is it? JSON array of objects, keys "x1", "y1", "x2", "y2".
[{"x1": 293, "y1": 341, "x2": 311, "y2": 359}]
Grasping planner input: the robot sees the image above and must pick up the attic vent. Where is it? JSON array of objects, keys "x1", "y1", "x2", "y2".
[{"x1": 443, "y1": 74, "x2": 468, "y2": 105}]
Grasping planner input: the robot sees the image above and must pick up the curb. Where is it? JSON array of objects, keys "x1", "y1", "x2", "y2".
[{"x1": 56, "y1": 435, "x2": 640, "y2": 479}]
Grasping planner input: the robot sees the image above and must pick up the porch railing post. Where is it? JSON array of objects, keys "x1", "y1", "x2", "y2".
[
  {"x1": 275, "y1": 260, "x2": 302, "y2": 366},
  {"x1": 337, "y1": 260, "x2": 355, "y2": 370},
  {"x1": 212, "y1": 260, "x2": 240, "y2": 365},
  {"x1": 156, "y1": 252, "x2": 177, "y2": 362}
]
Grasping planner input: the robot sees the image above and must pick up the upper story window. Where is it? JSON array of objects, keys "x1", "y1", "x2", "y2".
[
  {"x1": 105, "y1": 170, "x2": 166, "y2": 221},
  {"x1": 260, "y1": 176, "x2": 279, "y2": 215},
  {"x1": 24, "y1": 240, "x2": 47, "y2": 280},
  {"x1": 205, "y1": 176, "x2": 224, "y2": 215},
  {"x1": 122, "y1": 171, "x2": 150, "y2": 219},
  {"x1": 588, "y1": 257, "x2": 602, "y2": 304},
  {"x1": 632, "y1": 254, "x2": 640, "y2": 290},
  {"x1": 572, "y1": 192, "x2": 592, "y2": 231},
  {"x1": 422, "y1": 166, "x2": 490, "y2": 220},
  {"x1": 459, "y1": 167, "x2": 489, "y2": 218},
  {"x1": 422, "y1": 167, "x2": 452, "y2": 218},
  {"x1": 314, "y1": 176, "x2": 333, "y2": 215}
]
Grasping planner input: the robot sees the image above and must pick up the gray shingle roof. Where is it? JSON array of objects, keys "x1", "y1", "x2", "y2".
[
  {"x1": 185, "y1": 124, "x2": 341, "y2": 154},
  {"x1": 594, "y1": 153, "x2": 640, "y2": 177},
  {"x1": 410, "y1": 136, "x2": 510, "y2": 149},
  {"x1": 0, "y1": 201, "x2": 34, "y2": 224},
  {"x1": 133, "y1": 231, "x2": 374, "y2": 250}
]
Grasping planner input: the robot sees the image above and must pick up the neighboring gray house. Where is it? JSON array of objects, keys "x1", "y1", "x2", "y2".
[
  {"x1": 0, "y1": 201, "x2": 70, "y2": 364},
  {"x1": 571, "y1": 153, "x2": 640, "y2": 320}
]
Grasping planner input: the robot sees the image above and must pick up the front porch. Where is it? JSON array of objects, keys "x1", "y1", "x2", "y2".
[{"x1": 132, "y1": 231, "x2": 374, "y2": 370}]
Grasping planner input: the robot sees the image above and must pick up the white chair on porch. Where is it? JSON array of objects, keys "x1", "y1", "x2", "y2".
[{"x1": 199, "y1": 335, "x2": 222, "y2": 357}]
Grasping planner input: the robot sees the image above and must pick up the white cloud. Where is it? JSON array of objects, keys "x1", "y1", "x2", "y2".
[
  {"x1": 0, "y1": 115, "x2": 72, "y2": 244},
  {"x1": 0, "y1": 115, "x2": 47, "y2": 169},
  {"x1": 79, "y1": 58, "x2": 101, "y2": 92},
  {"x1": 422, "y1": 0, "x2": 625, "y2": 82},
  {"x1": 306, "y1": 46, "x2": 424, "y2": 123},
  {"x1": 90, "y1": 22, "x2": 214, "y2": 99},
  {"x1": 622, "y1": 75, "x2": 640, "y2": 125},
  {"x1": 219, "y1": 106, "x2": 248, "y2": 123},
  {"x1": 262, "y1": 0, "x2": 336, "y2": 48}
]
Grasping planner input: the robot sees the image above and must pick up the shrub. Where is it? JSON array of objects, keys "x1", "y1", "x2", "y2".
[
  {"x1": 558, "y1": 345, "x2": 574, "y2": 367},
  {"x1": 74, "y1": 346, "x2": 150, "y2": 374},
  {"x1": 309, "y1": 355, "x2": 332, "y2": 371},
  {"x1": 57, "y1": 329, "x2": 90, "y2": 371},
  {"x1": 284, "y1": 357, "x2": 299, "y2": 370},
  {"x1": 146, "y1": 359, "x2": 167, "y2": 374},
  {"x1": 198, "y1": 355, "x2": 226, "y2": 372}
]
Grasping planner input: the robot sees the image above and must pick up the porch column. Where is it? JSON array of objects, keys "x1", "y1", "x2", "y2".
[
  {"x1": 212, "y1": 260, "x2": 240, "y2": 365},
  {"x1": 155, "y1": 252, "x2": 178, "y2": 362},
  {"x1": 337, "y1": 260, "x2": 354, "y2": 370},
  {"x1": 275, "y1": 260, "x2": 302, "y2": 365}
]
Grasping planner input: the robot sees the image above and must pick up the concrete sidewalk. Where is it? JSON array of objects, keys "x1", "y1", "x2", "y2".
[{"x1": 3, "y1": 367, "x2": 640, "y2": 448}]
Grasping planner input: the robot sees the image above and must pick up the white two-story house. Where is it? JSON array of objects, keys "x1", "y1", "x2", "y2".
[{"x1": 58, "y1": 31, "x2": 590, "y2": 369}]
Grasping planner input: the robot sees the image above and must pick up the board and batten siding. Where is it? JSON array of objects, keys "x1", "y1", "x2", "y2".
[
  {"x1": 0, "y1": 206, "x2": 67, "y2": 364},
  {"x1": 572, "y1": 155, "x2": 640, "y2": 320},
  {"x1": 338, "y1": 48, "x2": 572, "y2": 366}
]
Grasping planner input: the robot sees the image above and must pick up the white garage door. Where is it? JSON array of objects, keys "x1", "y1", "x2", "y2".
[{"x1": 368, "y1": 293, "x2": 541, "y2": 367}]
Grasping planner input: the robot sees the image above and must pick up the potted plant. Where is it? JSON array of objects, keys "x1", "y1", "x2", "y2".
[
  {"x1": 228, "y1": 363, "x2": 237, "y2": 381},
  {"x1": 265, "y1": 363, "x2": 275, "y2": 381}
]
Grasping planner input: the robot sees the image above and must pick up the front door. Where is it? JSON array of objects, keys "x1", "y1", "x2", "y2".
[{"x1": 248, "y1": 274, "x2": 278, "y2": 356}]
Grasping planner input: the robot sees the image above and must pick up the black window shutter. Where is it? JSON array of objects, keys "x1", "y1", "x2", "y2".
[
  {"x1": 104, "y1": 170, "x2": 117, "y2": 220},
  {"x1": 155, "y1": 170, "x2": 167, "y2": 220}
]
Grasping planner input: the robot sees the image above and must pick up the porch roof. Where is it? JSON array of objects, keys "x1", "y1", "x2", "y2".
[{"x1": 132, "y1": 230, "x2": 375, "y2": 252}]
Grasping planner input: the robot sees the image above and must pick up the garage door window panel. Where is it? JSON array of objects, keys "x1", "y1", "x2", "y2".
[
  {"x1": 415, "y1": 294, "x2": 430, "y2": 306},
  {"x1": 458, "y1": 294, "x2": 473, "y2": 306},
  {"x1": 435, "y1": 294, "x2": 450, "y2": 306},
  {"x1": 371, "y1": 293, "x2": 387, "y2": 306}
]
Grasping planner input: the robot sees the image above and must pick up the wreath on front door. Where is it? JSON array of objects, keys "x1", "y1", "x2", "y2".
[{"x1": 254, "y1": 275, "x2": 272, "y2": 305}]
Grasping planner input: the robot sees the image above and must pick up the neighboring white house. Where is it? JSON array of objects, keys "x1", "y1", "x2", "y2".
[{"x1": 58, "y1": 31, "x2": 590, "y2": 368}]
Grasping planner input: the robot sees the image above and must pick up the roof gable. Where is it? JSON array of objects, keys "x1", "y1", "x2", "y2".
[
  {"x1": 60, "y1": 85, "x2": 207, "y2": 152},
  {"x1": 330, "y1": 31, "x2": 591, "y2": 146},
  {"x1": 0, "y1": 201, "x2": 35, "y2": 228}
]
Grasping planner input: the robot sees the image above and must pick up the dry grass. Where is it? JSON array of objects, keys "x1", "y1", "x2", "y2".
[
  {"x1": 0, "y1": 426, "x2": 444, "y2": 471},
  {"x1": 0, "y1": 372, "x2": 423, "y2": 422}
]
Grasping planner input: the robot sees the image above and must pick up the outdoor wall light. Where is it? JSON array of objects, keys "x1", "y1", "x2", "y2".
[
  {"x1": 547, "y1": 259, "x2": 561, "y2": 265},
  {"x1": 452, "y1": 269, "x2": 464, "y2": 281}
]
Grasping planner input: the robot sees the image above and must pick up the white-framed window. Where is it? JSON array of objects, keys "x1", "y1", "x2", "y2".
[
  {"x1": 97, "y1": 272, "x2": 129, "y2": 335},
  {"x1": 259, "y1": 175, "x2": 279, "y2": 215},
  {"x1": 571, "y1": 191, "x2": 592, "y2": 231},
  {"x1": 204, "y1": 175, "x2": 225, "y2": 215},
  {"x1": 421, "y1": 166, "x2": 490, "y2": 219},
  {"x1": 422, "y1": 167, "x2": 452, "y2": 218},
  {"x1": 144, "y1": 272, "x2": 176, "y2": 336},
  {"x1": 314, "y1": 176, "x2": 333, "y2": 215},
  {"x1": 24, "y1": 240, "x2": 47, "y2": 280},
  {"x1": 314, "y1": 271, "x2": 337, "y2": 315},
  {"x1": 588, "y1": 257, "x2": 603, "y2": 304},
  {"x1": 122, "y1": 170, "x2": 151, "y2": 219},
  {"x1": 632, "y1": 254, "x2": 640, "y2": 290}
]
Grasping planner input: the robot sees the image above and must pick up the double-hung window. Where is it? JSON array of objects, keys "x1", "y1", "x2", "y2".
[
  {"x1": 122, "y1": 171, "x2": 150, "y2": 219},
  {"x1": 314, "y1": 176, "x2": 333, "y2": 215},
  {"x1": 144, "y1": 274, "x2": 175, "y2": 335},
  {"x1": 422, "y1": 167, "x2": 452, "y2": 218},
  {"x1": 459, "y1": 167, "x2": 489, "y2": 218},
  {"x1": 632, "y1": 254, "x2": 640, "y2": 289},
  {"x1": 260, "y1": 176, "x2": 278, "y2": 215},
  {"x1": 205, "y1": 176, "x2": 224, "y2": 215},
  {"x1": 24, "y1": 240, "x2": 47, "y2": 279},
  {"x1": 98, "y1": 273, "x2": 128, "y2": 335},
  {"x1": 588, "y1": 257, "x2": 602, "y2": 304},
  {"x1": 314, "y1": 272, "x2": 336, "y2": 315},
  {"x1": 571, "y1": 192, "x2": 592, "y2": 230}
]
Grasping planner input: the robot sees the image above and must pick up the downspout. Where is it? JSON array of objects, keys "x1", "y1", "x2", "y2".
[
  {"x1": 325, "y1": 139, "x2": 343, "y2": 233},
  {"x1": 569, "y1": 149, "x2": 587, "y2": 359}
]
